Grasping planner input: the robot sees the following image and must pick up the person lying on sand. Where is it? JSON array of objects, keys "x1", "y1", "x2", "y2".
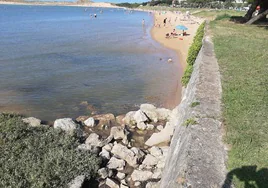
[
  {"x1": 165, "y1": 33, "x2": 170, "y2": 38},
  {"x1": 171, "y1": 29, "x2": 178, "y2": 36}
]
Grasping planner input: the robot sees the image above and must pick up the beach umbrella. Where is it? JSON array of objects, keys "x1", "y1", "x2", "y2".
[{"x1": 175, "y1": 25, "x2": 188, "y2": 31}]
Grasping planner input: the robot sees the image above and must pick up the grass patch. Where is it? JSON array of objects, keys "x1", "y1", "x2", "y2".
[
  {"x1": 193, "y1": 9, "x2": 244, "y2": 20},
  {"x1": 0, "y1": 113, "x2": 101, "y2": 188},
  {"x1": 210, "y1": 17, "x2": 268, "y2": 187},
  {"x1": 183, "y1": 118, "x2": 197, "y2": 126},
  {"x1": 214, "y1": 13, "x2": 231, "y2": 21},
  {"x1": 190, "y1": 101, "x2": 200, "y2": 107},
  {"x1": 182, "y1": 22, "x2": 205, "y2": 86}
]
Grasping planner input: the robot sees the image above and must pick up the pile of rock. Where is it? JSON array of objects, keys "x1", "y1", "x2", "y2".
[
  {"x1": 96, "y1": 136, "x2": 168, "y2": 188},
  {"x1": 22, "y1": 104, "x2": 173, "y2": 188}
]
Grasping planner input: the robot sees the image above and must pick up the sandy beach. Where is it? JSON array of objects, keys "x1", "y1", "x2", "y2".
[
  {"x1": 148, "y1": 10, "x2": 204, "y2": 107},
  {"x1": 150, "y1": 10, "x2": 204, "y2": 69}
]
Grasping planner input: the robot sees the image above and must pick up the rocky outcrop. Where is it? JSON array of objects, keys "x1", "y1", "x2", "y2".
[{"x1": 160, "y1": 35, "x2": 227, "y2": 187}]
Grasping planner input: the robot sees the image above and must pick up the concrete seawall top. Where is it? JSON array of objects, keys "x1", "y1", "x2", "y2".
[{"x1": 160, "y1": 26, "x2": 228, "y2": 188}]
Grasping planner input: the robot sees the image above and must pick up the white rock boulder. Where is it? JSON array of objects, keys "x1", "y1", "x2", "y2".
[
  {"x1": 98, "y1": 168, "x2": 109, "y2": 179},
  {"x1": 84, "y1": 117, "x2": 95, "y2": 127},
  {"x1": 131, "y1": 170, "x2": 153, "y2": 182},
  {"x1": 106, "y1": 178, "x2": 120, "y2": 188},
  {"x1": 111, "y1": 144, "x2": 138, "y2": 167},
  {"x1": 142, "y1": 154, "x2": 158, "y2": 167},
  {"x1": 22, "y1": 117, "x2": 41, "y2": 127},
  {"x1": 54, "y1": 118, "x2": 77, "y2": 133},
  {"x1": 107, "y1": 157, "x2": 125, "y2": 170},
  {"x1": 140, "y1": 104, "x2": 158, "y2": 123},
  {"x1": 123, "y1": 111, "x2": 136, "y2": 125},
  {"x1": 68, "y1": 175, "x2": 85, "y2": 188},
  {"x1": 134, "y1": 110, "x2": 148, "y2": 123},
  {"x1": 137, "y1": 122, "x2": 147, "y2": 130}
]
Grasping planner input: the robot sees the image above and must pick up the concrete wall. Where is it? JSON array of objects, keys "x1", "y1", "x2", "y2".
[{"x1": 160, "y1": 32, "x2": 227, "y2": 187}]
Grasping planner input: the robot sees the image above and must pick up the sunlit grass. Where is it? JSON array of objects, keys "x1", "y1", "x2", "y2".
[{"x1": 210, "y1": 17, "x2": 268, "y2": 187}]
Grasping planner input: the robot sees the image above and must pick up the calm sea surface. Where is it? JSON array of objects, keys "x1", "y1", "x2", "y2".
[{"x1": 0, "y1": 5, "x2": 180, "y2": 121}]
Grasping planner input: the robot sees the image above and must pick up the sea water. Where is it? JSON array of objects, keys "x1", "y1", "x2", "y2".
[{"x1": 0, "y1": 5, "x2": 181, "y2": 121}]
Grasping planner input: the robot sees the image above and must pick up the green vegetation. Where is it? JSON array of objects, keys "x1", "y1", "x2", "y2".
[
  {"x1": 0, "y1": 113, "x2": 100, "y2": 188},
  {"x1": 116, "y1": 2, "x2": 144, "y2": 8},
  {"x1": 210, "y1": 15, "x2": 268, "y2": 187},
  {"x1": 182, "y1": 22, "x2": 205, "y2": 86},
  {"x1": 192, "y1": 9, "x2": 244, "y2": 20},
  {"x1": 190, "y1": 101, "x2": 200, "y2": 107},
  {"x1": 183, "y1": 118, "x2": 197, "y2": 126}
]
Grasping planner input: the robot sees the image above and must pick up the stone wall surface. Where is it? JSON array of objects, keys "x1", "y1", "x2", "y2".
[{"x1": 160, "y1": 33, "x2": 227, "y2": 188}]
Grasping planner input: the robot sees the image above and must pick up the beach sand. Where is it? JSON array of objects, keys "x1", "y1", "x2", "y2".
[{"x1": 149, "y1": 10, "x2": 204, "y2": 107}]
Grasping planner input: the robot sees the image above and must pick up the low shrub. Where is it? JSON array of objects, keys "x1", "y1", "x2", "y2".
[
  {"x1": 190, "y1": 101, "x2": 200, "y2": 107},
  {"x1": 0, "y1": 113, "x2": 101, "y2": 188},
  {"x1": 183, "y1": 118, "x2": 198, "y2": 126},
  {"x1": 182, "y1": 22, "x2": 205, "y2": 86}
]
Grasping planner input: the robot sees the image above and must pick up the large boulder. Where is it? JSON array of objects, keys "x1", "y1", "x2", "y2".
[
  {"x1": 99, "y1": 148, "x2": 110, "y2": 160},
  {"x1": 137, "y1": 122, "x2": 147, "y2": 130},
  {"x1": 85, "y1": 133, "x2": 113, "y2": 147},
  {"x1": 98, "y1": 168, "x2": 109, "y2": 179},
  {"x1": 110, "y1": 126, "x2": 129, "y2": 144},
  {"x1": 116, "y1": 172, "x2": 126, "y2": 180},
  {"x1": 93, "y1": 113, "x2": 115, "y2": 127},
  {"x1": 123, "y1": 111, "x2": 136, "y2": 125},
  {"x1": 131, "y1": 170, "x2": 153, "y2": 182},
  {"x1": 130, "y1": 147, "x2": 146, "y2": 163},
  {"x1": 111, "y1": 144, "x2": 138, "y2": 167},
  {"x1": 116, "y1": 114, "x2": 125, "y2": 125},
  {"x1": 54, "y1": 118, "x2": 77, "y2": 133},
  {"x1": 156, "y1": 108, "x2": 171, "y2": 121},
  {"x1": 68, "y1": 175, "x2": 85, "y2": 188},
  {"x1": 146, "y1": 181, "x2": 160, "y2": 188},
  {"x1": 22, "y1": 117, "x2": 41, "y2": 127},
  {"x1": 145, "y1": 122, "x2": 173, "y2": 146},
  {"x1": 140, "y1": 104, "x2": 158, "y2": 123},
  {"x1": 107, "y1": 157, "x2": 125, "y2": 170},
  {"x1": 134, "y1": 110, "x2": 148, "y2": 123},
  {"x1": 106, "y1": 178, "x2": 120, "y2": 188},
  {"x1": 152, "y1": 169, "x2": 162, "y2": 179},
  {"x1": 149, "y1": 146, "x2": 163, "y2": 158},
  {"x1": 84, "y1": 117, "x2": 95, "y2": 127},
  {"x1": 76, "y1": 116, "x2": 89, "y2": 123},
  {"x1": 85, "y1": 133, "x2": 102, "y2": 147},
  {"x1": 77, "y1": 144, "x2": 101, "y2": 154},
  {"x1": 142, "y1": 154, "x2": 158, "y2": 168}
]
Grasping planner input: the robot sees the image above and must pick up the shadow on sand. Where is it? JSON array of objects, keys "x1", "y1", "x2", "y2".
[{"x1": 222, "y1": 165, "x2": 268, "y2": 188}]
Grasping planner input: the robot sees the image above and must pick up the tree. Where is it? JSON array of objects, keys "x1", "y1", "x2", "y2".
[{"x1": 244, "y1": 0, "x2": 268, "y2": 23}]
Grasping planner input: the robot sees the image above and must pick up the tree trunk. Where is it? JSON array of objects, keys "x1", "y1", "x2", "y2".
[
  {"x1": 246, "y1": 8, "x2": 268, "y2": 24},
  {"x1": 258, "y1": 0, "x2": 268, "y2": 21},
  {"x1": 244, "y1": 0, "x2": 261, "y2": 21}
]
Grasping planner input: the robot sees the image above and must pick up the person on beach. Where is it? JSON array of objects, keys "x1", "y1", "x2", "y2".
[
  {"x1": 163, "y1": 18, "x2": 167, "y2": 27},
  {"x1": 142, "y1": 19, "x2": 145, "y2": 26}
]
